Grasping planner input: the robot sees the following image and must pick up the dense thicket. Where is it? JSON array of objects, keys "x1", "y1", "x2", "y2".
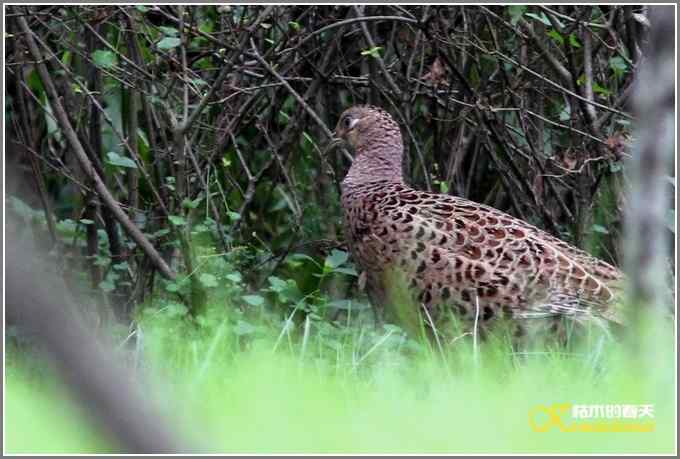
[{"x1": 6, "y1": 5, "x2": 671, "y2": 320}]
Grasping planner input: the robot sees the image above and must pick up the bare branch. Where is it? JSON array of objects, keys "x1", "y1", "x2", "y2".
[{"x1": 17, "y1": 11, "x2": 176, "y2": 281}]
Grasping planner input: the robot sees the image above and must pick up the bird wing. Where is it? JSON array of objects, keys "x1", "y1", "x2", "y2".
[{"x1": 378, "y1": 189, "x2": 625, "y2": 323}]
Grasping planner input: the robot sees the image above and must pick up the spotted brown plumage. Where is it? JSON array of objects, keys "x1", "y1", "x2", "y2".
[{"x1": 334, "y1": 105, "x2": 625, "y2": 331}]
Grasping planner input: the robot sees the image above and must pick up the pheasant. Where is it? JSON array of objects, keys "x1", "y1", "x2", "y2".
[{"x1": 334, "y1": 105, "x2": 625, "y2": 338}]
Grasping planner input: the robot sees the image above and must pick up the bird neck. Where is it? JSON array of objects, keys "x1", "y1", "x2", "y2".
[{"x1": 342, "y1": 136, "x2": 404, "y2": 190}]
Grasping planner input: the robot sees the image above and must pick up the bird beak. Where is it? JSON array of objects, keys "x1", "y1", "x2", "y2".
[
  {"x1": 326, "y1": 137, "x2": 345, "y2": 152},
  {"x1": 324, "y1": 137, "x2": 354, "y2": 163}
]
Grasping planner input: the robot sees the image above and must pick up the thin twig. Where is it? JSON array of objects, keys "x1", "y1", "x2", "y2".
[{"x1": 18, "y1": 11, "x2": 176, "y2": 281}]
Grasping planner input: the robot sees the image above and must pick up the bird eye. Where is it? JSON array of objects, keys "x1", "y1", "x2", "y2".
[{"x1": 343, "y1": 116, "x2": 353, "y2": 128}]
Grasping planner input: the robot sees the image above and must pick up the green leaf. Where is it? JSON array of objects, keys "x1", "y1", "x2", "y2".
[
  {"x1": 227, "y1": 211, "x2": 241, "y2": 221},
  {"x1": 168, "y1": 215, "x2": 187, "y2": 226},
  {"x1": 547, "y1": 29, "x2": 564, "y2": 45},
  {"x1": 267, "y1": 276, "x2": 300, "y2": 303},
  {"x1": 43, "y1": 94, "x2": 59, "y2": 136},
  {"x1": 277, "y1": 110, "x2": 291, "y2": 125},
  {"x1": 288, "y1": 21, "x2": 301, "y2": 32},
  {"x1": 198, "y1": 20, "x2": 214, "y2": 34},
  {"x1": 287, "y1": 253, "x2": 316, "y2": 263},
  {"x1": 92, "y1": 50, "x2": 117, "y2": 69},
  {"x1": 609, "y1": 162, "x2": 623, "y2": 173},
  {"x1": 225, "y1": 272, "x2": 242, "y2": 283},
  {"x1": 302, "y1": 132, "x2": 318, "y2": 147},
  {"x1": 324, "y1": 249, "x2": 349, "y2": 270},
  {"x1": 149, "y1": 228, "x2": 171, "y2": 239},
  {"x1": 93, "y1": 255, "x2": 110, "y2": 267},
  {"x1": 157, "y1": 37, "x2": 181, "y2": 50},
  {"x1": 113, "y1": 261, "x2": 129, "y2": 271},
  {"x1": 568, "y1": 33, "x2": 582, "y2": 48},
  {"x1": 27, "y1": 69, "x2": 43, "y2": 95},
  {"x1": 99, "y1": 280, "x2": 115, "y2": 293},
  {"x1": 591, "y1": 224, "x2": 609, "y2": 234},
  {"x1": 106, "y1": 151, "x2": 137, "y2": 169},
  {"x1": 609, "y1": 56, "x2": 628, "y2": 78},
  {"x1": 182, "y1": 197, "x2": 202, "y2": 209},
  {"x1": 360, "y1": 46, "x2": 383, "y2": 59},
  {"x1": 285, "y1": 252, "x2": 319, "y2": 269},
  {"x1": 165, "y1": 282, "x2": 180, "y2": 293},
  {"x1": 592, "y1": 82, "x2": 611, "y2": 97},
  {"x1": 164, "y1": 302, "x2": 188, "y2": 317},
  {"x1": 61, "y1": 51, "x2": 72, "y2": 66},
  {"x1": 79, "y1": 219, "x2": 94, "y2": 225},
  {"x1": 559, "y1": 105, "x2": 571, "y2": 121},
  {"x1": 56, "y1": 219, "x2": 78, "y2": 236},
  {"x1": 242, "y1": 295, "x2": 264, "y2": 307},
  {"x1": 199, "y1": 273, "x2": 218, "y2": 288},
  {"x1": 137, "y1": 128, "x2": 149, "y2": 148},
  {"x1": 333, "y1": 266, "x2": 358, "y2": 277},
  {"x1": 507, "y1": 5, "x2": 527, "y2": 26},
  {"x1": 135, "y1": 5, "x2": 149, "y2": 13},
  {"x1": 268, "y1": 276, "x2": 288, "y2": 292},
  {"x1": 159, "y1": 26, "x2": 179, "y2": 36},
  {"x1": 525, "y1": 12, "x2": 551, "y2": 26}
]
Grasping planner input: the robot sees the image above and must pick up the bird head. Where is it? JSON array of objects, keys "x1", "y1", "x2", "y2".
[{"x1": 334, "y1": 105, "x2": 401, "y2": 151}]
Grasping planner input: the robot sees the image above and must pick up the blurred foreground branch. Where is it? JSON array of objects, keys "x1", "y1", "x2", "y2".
[
  {"x1": 6, "y1": 230, "x2": 195, "y2": 453},
  {"x1": 624, "y1": 5, "x2": 675, "y2": 314}
]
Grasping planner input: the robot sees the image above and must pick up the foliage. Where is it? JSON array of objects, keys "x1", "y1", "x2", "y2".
[
  {"x1": 5, "y1": 291, "x2": 676, "y2": 453},
  {"x1": 6, "y1": 4, "x2": 666, "y2": 318},
  {"x1": 3, "y1": 5, "x2": 676, "y2": 453}
]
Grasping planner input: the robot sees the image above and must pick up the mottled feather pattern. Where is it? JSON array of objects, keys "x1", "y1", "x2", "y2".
[{"x1": 335, "y1": 105, "x2": 625, "y2": 329}]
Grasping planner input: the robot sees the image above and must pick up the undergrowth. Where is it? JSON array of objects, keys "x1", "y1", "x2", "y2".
[{"x1": 5, "y1": 273, "x2": 676, "y2": 453}]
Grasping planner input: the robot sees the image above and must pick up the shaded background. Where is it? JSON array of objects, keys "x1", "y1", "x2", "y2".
[
  {"x1": 7, "y1": 5, "x2": 674, "y2": 320},
  {"x1": 3, "y1": 4, "x2": 676, "y2": 454}
]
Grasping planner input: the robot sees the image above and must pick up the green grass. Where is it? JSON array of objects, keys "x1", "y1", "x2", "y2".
[{"x1": 5, "y1": 295, "x2": 677, "y2": 454}]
